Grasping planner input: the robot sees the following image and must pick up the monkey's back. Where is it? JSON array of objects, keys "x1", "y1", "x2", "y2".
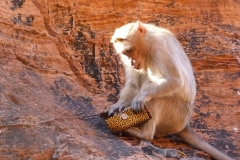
[{"x1": 143, "y1": 23, "x2": 196, "y2": 105}]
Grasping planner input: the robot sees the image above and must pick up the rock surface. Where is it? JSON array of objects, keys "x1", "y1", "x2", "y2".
[{"x1": 0, "y1": 0, "x2": 239, "y2": 159}]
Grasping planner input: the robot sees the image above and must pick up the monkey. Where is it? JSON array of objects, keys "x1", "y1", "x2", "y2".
[{"x1": 108, "y1": 21, "x2": 233, "y2": 160}]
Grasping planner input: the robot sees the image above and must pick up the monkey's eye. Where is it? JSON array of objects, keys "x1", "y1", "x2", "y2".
[{"x1": 116, "y1": 38, "x2": 125, "y2": 42}]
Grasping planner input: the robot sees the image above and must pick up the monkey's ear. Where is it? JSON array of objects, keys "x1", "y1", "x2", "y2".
[{"x1": 136, "y1": 21, "x2": 146, "y2": 35}]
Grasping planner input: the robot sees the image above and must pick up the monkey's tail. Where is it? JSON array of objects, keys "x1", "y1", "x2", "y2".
[{"x1": 177, "y1": 126, "x2": 233, "y2": 160}]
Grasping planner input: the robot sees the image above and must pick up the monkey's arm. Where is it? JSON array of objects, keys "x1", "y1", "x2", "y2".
[
  {"x1": 141, "y1": 74, "x2": 181, "y2": 98},
  {"x1": 108, "y1": 80, "x2": 139, "y2": 116},
  {"x1": 132, "y1": 66, "x2": 182, "y2": 112},
  {"x1": 119, "y1": 81, "x2": 139, "y2": 105}
]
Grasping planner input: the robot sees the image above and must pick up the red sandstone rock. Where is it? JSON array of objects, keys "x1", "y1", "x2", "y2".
[{"x1": 0, "y1": 0, "x2": 239, "y2": 159}]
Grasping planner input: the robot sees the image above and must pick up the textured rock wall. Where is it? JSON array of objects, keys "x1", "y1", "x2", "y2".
[{"x1": 0, "y1": 0, "x2": 239, "y2": 159}]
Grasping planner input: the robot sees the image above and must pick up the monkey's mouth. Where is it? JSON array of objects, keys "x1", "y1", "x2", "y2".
[
  {"x1": 131, "y1": 59, "x2": 141, "y2": 69},
  {"x1": 135, "y1": 63, "x2": 141, "y2": 69}
]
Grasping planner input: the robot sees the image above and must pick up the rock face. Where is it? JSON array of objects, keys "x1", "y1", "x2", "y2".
[{"x1": 0, "y1": 0, "x2": 239, "y2": 159}]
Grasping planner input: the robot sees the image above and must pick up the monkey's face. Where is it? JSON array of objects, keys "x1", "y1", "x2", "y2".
[
  {"x1": 111, "y1": 23, "x2": 146, "y2": 70},
  {"x1": 112, "y1": 39, "x2": 144, "y2": 70}
]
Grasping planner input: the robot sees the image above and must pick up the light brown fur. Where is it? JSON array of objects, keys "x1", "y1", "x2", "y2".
[{"x1": 108, "y1": 21, "x2": 233, "y2": 160}]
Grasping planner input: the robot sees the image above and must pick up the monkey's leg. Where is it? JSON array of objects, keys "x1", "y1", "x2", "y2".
[
  {"x1": 124, "y1": 120, "x2": 156, "y2": 140},
  {"x1": 125, "y1": 127, "x2": 149, "y2": 140}
]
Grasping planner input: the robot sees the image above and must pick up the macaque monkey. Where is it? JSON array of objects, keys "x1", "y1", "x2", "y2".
[{"x1": 108, "y1": 21, "x2": 233, "y2": 160}]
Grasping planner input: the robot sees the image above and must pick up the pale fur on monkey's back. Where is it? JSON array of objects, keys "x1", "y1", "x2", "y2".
[{"x1": 112, "y1": 22, "x2": 197, "y2": 138}]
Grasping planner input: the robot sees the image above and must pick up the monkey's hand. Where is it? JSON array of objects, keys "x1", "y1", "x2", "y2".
[
  {"x1": 108, "y1": 102, "x2": 128, "y2": 116},
  {"x1": 132, "y1": 93, "x2": 151, "y2": 113}
]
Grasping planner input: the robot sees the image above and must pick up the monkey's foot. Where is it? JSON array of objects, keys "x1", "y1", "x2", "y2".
[{"x1": 140, "y1": 140, "x2": 187, "y2": 159}]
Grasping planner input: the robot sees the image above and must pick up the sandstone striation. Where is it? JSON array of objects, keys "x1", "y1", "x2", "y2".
[{"x1": 0, "y1": 0, "x2": 239, "y2": 159}]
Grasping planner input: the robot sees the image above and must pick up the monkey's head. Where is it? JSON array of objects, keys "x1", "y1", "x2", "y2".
[{"x1": 111, "y1": 21, "x2": 148, "y2": 70}]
